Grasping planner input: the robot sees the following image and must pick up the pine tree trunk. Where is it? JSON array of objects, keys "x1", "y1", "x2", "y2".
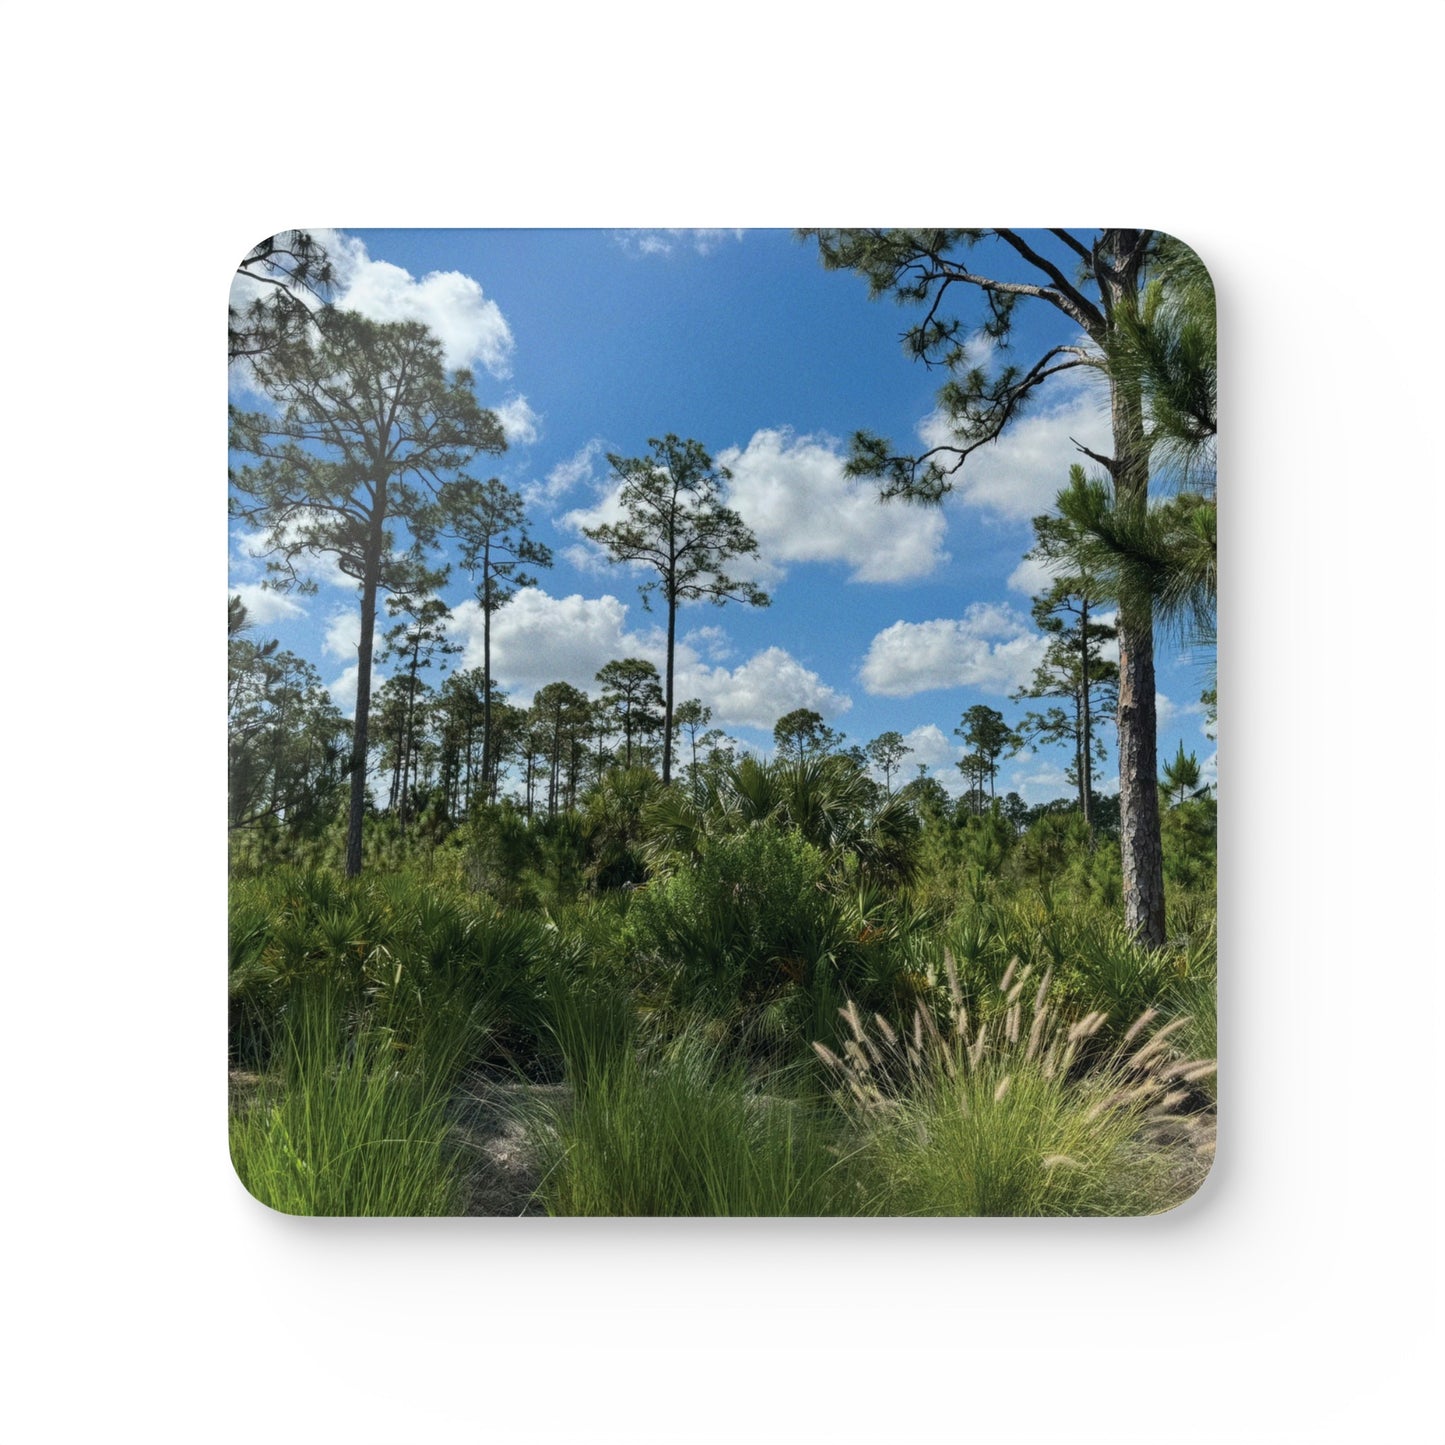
[
  {"x1": 481, "y1": 542, "x2": 494, "y2": 802},
  {"x1": 662, "y1": 590, "x2": 676, "y2": 786},
  {"x1": 1080, "y1": 595, "x2": 1093, "y2": 834},
  {"x1": 1116, "y1": 599, "x2": 1164, "y2": 943},
  {"x1": 345, "y1": 515, "x2": 384, "y2": 878},
  {"x1": 1108, "y1": 302, "x2": 1165, "y2": 940},
  {"x1": 399, "y1": 640, "x2": 422, "y2": 840}
]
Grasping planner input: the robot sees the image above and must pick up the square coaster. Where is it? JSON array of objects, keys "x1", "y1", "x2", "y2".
[{"x1": 228, "y1": 228, "x2": 1216, "y2": 1217}]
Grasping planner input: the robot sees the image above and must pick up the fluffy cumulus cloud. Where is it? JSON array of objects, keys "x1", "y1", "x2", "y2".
[
  {"x1": 324, "y1": 235, "x2": 516, "y2": 379},
  {"x1": 899, "y1": 723, "x2": 963, "y2": 776},
  {"x1": 614, "y1": 229, "x2": 745, "y2": 258},
  {"x1": 1006, "y1": 552, "x2": 1063, "y2": 598},
  {"x1": 560, "y1": 478, "x2": 627, "y2": 540},
  {"x1": 559, "y1": 483, "x2": 654, "y2": 580},
  {"x1": 231, "y1": 517, "x2": 359, "y2": 594},
  {"x1": 683, "y1": 624, "x2": 732, "y2": 662},
  {"x1": 492, "y1": 395, "x2": 541, "y2": 446},
  {"x1": 227, "y1": 582, "x2": 306, "y2": 628},
  {"x1": 447, "y1": 587, "x2": 848, "y2": 727},
  {"x1": 860, "y1": 603, "x2": 1048, "y2": 697},
  {"x1": 450, "y1": 590, "x2": 649, "y2": 704},
  {"x1": 920, "y1": 368, "x2": 1113, "y2": 522},
  {"x1": 679, "y1": 647, "x2": 851, "y2": 731},
  {"x1": 326, "y1": 663, "x2": 359, "y2": 717},
  {"x1": 1156, "y1": 690, "x2": 1211, "y2": 738},
  {"x1": 231, "y1": 230, "x2": 529, "y2": 415},
  {"x1": 716, "y1": 429, "x2": 949, "y2": 584},
  {"x1": 1201, "y1": 749, "x2": 1218, "y2": 790},
  {"x1": 323, "y1": 609, "x2": 362, "y2": 661},
  {"x1": 1005, "y1": 756, "x2": 1075, "y2": 805}
]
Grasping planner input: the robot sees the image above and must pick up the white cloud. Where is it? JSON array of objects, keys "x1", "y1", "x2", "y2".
[
  {"x1": 1201, "y1": 749, "x2": 1218, "y2": 790},
  {"x1": 1004, "y1": 757, "x2": 1075, "y2": 805},
  {"x1": 716, "y1": 429, "x2": 949, "y2": 584},
  {"x1": 564, "y1": 427, "x2": 949, "y2": 587},
  {"x1": 327, "y1": 663, "x2": 359, "y2": 718},
  {"x1": 227, "y1": 583, "x2": 306, "y2": 628},
  {"x1": 451, "y1": 590, "x2": 650, "y2": 703},
  {"x1": 683, "y1": 625, "x2": 733, "y2": 662},
  {"x1": 493, "y1": 395, "x2": 541, "y2": 446},
  {"x1": 920, "y1": 367, "x2": 1113, "y2": 522},
  {"x1": 899, "y1": 723, "x2": 962, "y2": 775},
  {"x1": 1156, "y1": 691, "x2": 1206, "y2": 733},
  {"x1": 334, "y1": 251, "x2": 515, "y2": 378},
  {"x1": 559, "y1": 542, "x2": 614, "y2": 577},
  {"x1": 323, "y1": 609, "x2": 361, "y2": 660},
  {"x1": 229, "y1": 230, "x2": 517, "y2": 407},
  {"x1": 528, "y1": 439, "x2": 609, "y2": 508},
  {"x1": 681, "y1": 646, "x2": 851, "y2": 731},
  {"x1": 231, "y1": 519, "x2": 356, "y2": 593},
  {"x1": 561, "y1": 480, "x2": 628, "y2": 536},
  {"x1": 860, "y1": 604, "x2": 1048, "y2": 697},
  {"x1": 1006, "y1": 553, "x2": 1063, "y2": 598},
  {"x1": 614, "y1": 229, "x2": 745, "y2": 258},
  {"x1": 447, "y1": 587, "x2": 847, "y2": 727},
  {"x1": 321, "y1": 607, "x2": 387, "y2": 674}
]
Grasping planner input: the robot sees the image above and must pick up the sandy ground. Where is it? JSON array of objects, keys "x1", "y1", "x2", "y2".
[{"x1": 446, "y1": 1077, "x2": 569, "y2": 1217}]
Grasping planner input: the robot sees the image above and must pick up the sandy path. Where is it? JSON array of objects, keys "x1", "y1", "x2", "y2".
[{"x1": 447, "y1": 1078, "x2": 570, "y2": 1217}]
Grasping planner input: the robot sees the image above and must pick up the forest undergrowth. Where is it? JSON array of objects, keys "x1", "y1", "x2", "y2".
[{"x1": 229, "y1": 771, "x2": 1217, "y2": 1217}]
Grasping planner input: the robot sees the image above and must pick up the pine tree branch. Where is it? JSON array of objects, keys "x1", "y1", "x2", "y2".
[{"x1": 992, "y1": 229, "x2": 1104, "y2": 333}]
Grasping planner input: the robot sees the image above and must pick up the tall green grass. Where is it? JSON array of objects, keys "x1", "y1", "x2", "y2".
[
  {"x1": 230, "y1": 984, "x2": 480, "y2": 1216},
  {"x1": 532, "y1": 1032, "x2": 860, "y2": 1217}
]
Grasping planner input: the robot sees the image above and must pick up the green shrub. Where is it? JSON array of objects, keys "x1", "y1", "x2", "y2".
[
  {"x1": 1163, "y1": 796, "x2": 1216, "y2": 894},
  {"x1": 228, "y1": 868, "x2": 556, "y2": 1073},
  {"x1": 625, "y1": 823, "x2": 832, "y2": 1008}
]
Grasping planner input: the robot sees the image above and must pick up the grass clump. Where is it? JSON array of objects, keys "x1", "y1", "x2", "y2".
[
  {"x1": 815, "y1": 957, "x2": 1215, "y2": 1216},
  {"x1": 532, "y1": 1030, "x2": 858, "y2": 1217},
  {"x1": 230, "y1": 984, "x2": 480, "y2": 1216}
]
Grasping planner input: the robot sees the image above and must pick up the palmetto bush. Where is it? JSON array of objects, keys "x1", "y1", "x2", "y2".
[
  {"x1": 643, "y1": 754, "x2": 920, "y2": 885},
  {"x1": 625, "y1": 822, "x2": 834, "y2": 1009},
  {"x1": 228, "y1": 868, "x2": 557, "y2": 1071},
  {"x1": 935, "y1": 894, "x2": 1202, "y2": 1047}
]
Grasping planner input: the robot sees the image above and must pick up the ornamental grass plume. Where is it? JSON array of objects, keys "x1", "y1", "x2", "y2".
[{"x1": 812, "y1": 956, "x2": 1215, "y2": 1216}]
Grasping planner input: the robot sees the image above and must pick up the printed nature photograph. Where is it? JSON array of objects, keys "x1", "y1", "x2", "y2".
[{"x1": 227, "y1": 228, "x2": 1217, "y2": 1217}]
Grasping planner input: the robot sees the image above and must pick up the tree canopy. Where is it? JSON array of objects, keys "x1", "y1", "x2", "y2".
[{"x1": 229, "y1": 310, "x2": 506, "y2": 875}]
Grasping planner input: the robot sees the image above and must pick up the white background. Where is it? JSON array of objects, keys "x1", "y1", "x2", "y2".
[{"x1": 3, "y1": 4, "x2": 1441, "y2": 1442}]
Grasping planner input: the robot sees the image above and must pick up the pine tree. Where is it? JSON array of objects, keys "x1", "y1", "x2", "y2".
[
  {"x1": 865, "y1": 730, "x2": 912, "y2": 794},
  {"x1": 378, "y1": 594, "x2": 460, "y2": 835},
  {"x1": 230, "y1": 311, "x2": 505, "y2": 875},
  {"x1": 583, "y1": 435, "x2": 769, "y2": 785},
  {"x1": 808, "y1": 229, "x2": 1183, "y2": 944},
  {"x1": 446, "y1": 476, "x2": 552, "y2": 801},
  {"x1": 594, "y1": 658, "x2": 666, "y2": 770},
  {"x1": 1160, "y1": 740, "x2": 1203, "y2": 808},
  {"x1": 1012, "y1": 479, "x2": 1120, "y2": 831},
  {"x1": 229, "y1": 232, "x2": 336, "y2": 364},
  {"x1": 955, "y1": 704, "x2": 1017, "y2": 800},
  {"x1": 773, "y1": 708, "x2": 843, "y2": 764}
]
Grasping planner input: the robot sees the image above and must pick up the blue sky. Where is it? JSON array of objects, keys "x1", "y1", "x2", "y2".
[{"x1": 228, "y1": 227, "x2": 1216, "y2": 802}]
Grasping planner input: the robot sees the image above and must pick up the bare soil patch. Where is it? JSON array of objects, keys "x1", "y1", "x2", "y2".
[{"x1": 447, "y1": 1077, "x2": 570, "y2": 1217}]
